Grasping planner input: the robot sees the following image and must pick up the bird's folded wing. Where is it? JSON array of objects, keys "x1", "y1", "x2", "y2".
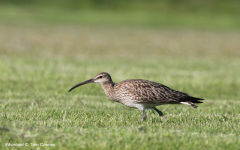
[{"x1": 124, "y1": 80, "x2": 190, "y2": 103}]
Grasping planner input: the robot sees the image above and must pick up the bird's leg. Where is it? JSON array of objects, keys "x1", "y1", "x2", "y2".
[
  {"x1": 142, "y1": 110, "x2": 147, "y2": 121},
  {"x1": 154, "y1": 107, "x2": 167, "y2": 121}
]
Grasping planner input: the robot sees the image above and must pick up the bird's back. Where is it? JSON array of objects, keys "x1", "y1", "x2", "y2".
[{"x1": 114, "y1": 79, "x2": 203, "y2": 104}]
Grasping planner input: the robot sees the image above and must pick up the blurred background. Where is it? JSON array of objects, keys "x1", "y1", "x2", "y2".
[
  {"x1": 0, "y1": 0, "x2": 239, "y2": 59},
  {"x1": 1, "y1": 0, "x2": 240, "y2": 28}
]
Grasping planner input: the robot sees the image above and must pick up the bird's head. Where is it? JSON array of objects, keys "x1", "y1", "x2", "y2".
[{"x1": 68, "y1": 72, "x2": 112, "y2": 92}]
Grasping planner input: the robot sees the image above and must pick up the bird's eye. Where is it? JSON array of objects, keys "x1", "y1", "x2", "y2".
[{"x1": 98, "y1": 76, "x2": 103, "y2": 79}]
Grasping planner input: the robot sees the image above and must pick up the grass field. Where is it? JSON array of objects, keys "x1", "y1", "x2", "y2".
[{"x1": 1, "y1": 4, "x2": 240, "y2": 149}]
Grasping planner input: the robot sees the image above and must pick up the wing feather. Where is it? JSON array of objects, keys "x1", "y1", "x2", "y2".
[{"x1": 119, "y1": 79, "x2": 190, "y2": 103}]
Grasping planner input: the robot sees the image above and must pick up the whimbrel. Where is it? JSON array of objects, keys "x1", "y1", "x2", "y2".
[{"x1": 68, "y1": 72, "x2": 204, "y2": 121}]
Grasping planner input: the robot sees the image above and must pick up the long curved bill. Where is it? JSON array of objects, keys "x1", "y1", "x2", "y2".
[{"x1": 68, "y1": 79, "x2": 94, "y2": 92}]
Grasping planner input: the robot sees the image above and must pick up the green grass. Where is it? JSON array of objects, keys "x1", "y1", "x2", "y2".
[
  {"x1": 1, "y1": 57, "x2": 240, "y2": 150},
  {"x1": 0, "y1": 23, "x2": 240, "y2": 149}
]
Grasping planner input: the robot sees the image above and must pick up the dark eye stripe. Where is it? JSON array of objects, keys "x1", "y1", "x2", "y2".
[{"x1": 98, "y1": 76, "x2": 103, "y2": 78}]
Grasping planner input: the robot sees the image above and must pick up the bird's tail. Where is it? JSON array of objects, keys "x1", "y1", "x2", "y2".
[
  {"x1": 180, "y1": 97, "x2": 204, "y2": 109},
  {"x1": 180, "y1": 101, "x2": 199, "y2": 108}
]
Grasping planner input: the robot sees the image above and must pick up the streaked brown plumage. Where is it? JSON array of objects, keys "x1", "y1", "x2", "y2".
[{"x1": 68, "y1": 72, "x2": 204, "y2": 121}]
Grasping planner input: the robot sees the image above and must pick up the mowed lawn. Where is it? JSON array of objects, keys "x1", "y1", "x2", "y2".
[{"x1": 0, "y1": 24, "x2": 240, "y2": 150}]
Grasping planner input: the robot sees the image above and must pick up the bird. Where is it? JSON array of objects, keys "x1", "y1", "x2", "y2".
[{"x1": 68, "y1": 72, "x2": 204, "y2": 121}]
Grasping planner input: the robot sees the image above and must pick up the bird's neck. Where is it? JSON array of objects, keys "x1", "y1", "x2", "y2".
[{"x1": 101, "y1": 81, "x2": 115, "y2": 99}]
